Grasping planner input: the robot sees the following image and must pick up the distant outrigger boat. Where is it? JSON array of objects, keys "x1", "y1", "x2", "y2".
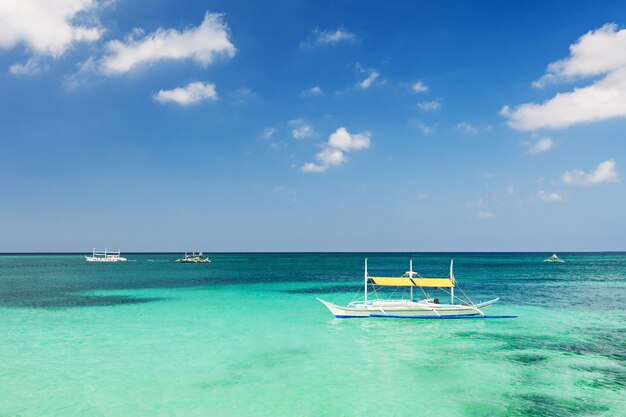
[
  {"x1": 318, "y1": 259, "x2": 508, "y2": 319},
  {"x1": 543, "y1": 253, "x2": 565, "y2": 263},
  {"x1": 176, "y1": 252, "x2": 212, "y2": 263},
  {"x1": 85, "y1": 249, "x2": 127, "y2": 262}
]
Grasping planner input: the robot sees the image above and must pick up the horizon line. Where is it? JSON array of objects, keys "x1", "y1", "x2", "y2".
[{"x1": 1, "y1": 251, "x2": 625, "y2": 255}]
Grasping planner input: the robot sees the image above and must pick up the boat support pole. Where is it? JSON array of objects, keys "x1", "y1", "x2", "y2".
[
  {"x1": 409, "y1": 259, "x2": 414, "y2": 301},
  {"x1": 364, "y1": 258, "x2": 368, "y2": 305},
  {"x1": 450, "y1": 260, "x2": 455, "y2": 305}
]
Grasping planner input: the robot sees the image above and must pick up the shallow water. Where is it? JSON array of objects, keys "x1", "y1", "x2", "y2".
[{"x1": 0, "y1": 253, "x2": 624, "y2": 416}]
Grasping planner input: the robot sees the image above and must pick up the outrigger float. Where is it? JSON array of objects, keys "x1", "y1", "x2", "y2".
[{"x1": 318, "y1": 259, "x2": 515, "y2": 319}]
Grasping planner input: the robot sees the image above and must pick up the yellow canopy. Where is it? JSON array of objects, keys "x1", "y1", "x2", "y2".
[{"x1": 368, "y1": 276, "x2": 454, "y2": 288}]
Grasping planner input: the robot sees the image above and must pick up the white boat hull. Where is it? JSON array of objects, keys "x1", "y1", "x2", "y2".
[
  {"x1": 317, "y1": 298, "x2": 499, "y2": 318},
  {"x1": 85, "y1": 256, "x2": 127, "y2": 262},
  {"x1": 176, "y1": 259, "x2": 211, "y2": 263}
]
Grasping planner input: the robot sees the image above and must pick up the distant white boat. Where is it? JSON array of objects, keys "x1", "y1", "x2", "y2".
[
  {"x1": 543, "y1": 253, "x2": 565, "y2": 263},
  {"x1": 176, "y1": 252, "x2": 211, "y2": 263},
  {"x1": 318, "y1": 259, "x2": 502, "y2": 319},
  {"x1": 85, "y1": 249, "x2": 127, "y2": 262}
]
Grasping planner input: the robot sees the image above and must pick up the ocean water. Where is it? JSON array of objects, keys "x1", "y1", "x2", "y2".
[{"x1": 0, "y1": 253, "x2": 624, "y2": 417}]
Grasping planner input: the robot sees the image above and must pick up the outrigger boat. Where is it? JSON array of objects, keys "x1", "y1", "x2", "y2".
[
  {"x1": 85, "y1": 249, "x2": 127, "y2": 262},
  {"x1": 176, "y1": 252, "x2": 212, "y2": 263},
  {"x1": 543, "y1": 253, "x2": 565, "y2": 263},
  {"x1": 318, "y1": 259, "x2": 508, "y2": 319}
]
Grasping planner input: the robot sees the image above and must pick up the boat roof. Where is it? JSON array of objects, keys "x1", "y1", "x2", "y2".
[
  {"x1": 92, "y1": 250, "x2": 121, "y2": 255},
  {"x1": 368, "y1": 276, "x2": 454, "y2": 288}
]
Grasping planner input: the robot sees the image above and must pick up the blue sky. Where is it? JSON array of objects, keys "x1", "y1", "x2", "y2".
[{"x1": 1, "y1": 0, "x2": 625, "y2": 252}]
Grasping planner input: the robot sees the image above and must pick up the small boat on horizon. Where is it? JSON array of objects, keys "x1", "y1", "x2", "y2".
[
  {"x1": 175, "y1": 252, "x2": 212, "y2": 263},
  {"x1": 543, "y1": 253, "x2": 565, "y2": 263},
  {"x1": 85, "y1": 249, "x2": 127, "y2": 262},
  {"x1": 318, "y1": 259, "x2": 504, "y2": 319}
]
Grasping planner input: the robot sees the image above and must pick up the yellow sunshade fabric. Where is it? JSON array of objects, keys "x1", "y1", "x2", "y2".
[{"x1": 368, "y1": 277, "x2": 454, "y2": 288}]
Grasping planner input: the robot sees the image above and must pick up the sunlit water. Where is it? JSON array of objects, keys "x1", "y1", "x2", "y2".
[{"x1": 0, "y1": 253, "x2": 624, "y2": 416}]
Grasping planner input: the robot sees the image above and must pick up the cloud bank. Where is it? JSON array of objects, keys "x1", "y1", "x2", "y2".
[
  {"x1": 503, "y1": 23, "x2": 626, "y2": 130},
  {"x1": 0, "y1": 0, "x2": 102, "y2": 58}
]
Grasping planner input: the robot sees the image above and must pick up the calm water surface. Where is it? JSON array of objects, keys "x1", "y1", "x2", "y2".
[{"x1": 0, "y1": 253, "x2": 624, "y2": 416}]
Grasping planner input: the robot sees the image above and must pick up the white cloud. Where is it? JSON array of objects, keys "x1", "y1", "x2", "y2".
[
  {"x1": 293, "y1": 125, "x2": 314, "y2": 139},
  {"x1": 301, "y1": 86, "x2": 323, "y2": 96},
  {"x1": 527, "y1": 137, "x2": 555, "y2": 154},
  {"x1": 359, "y1": 71, "x2": 379, "y2": 89},
  {"x1": 273, "y1": 185, "x2": 298, "y2": 202},
  {"x1": 466, "y1": 198, "x2": 485, "y2": 209},
  {"x1": 290, "y1": 119, "x2": 316, "y2": 139},
  {"x1": 302, "y1": 127, "x2": 371, "y2": 173},
  {"x1": 411, "y1": 81, "x2": 428, "y2": 93},
  {"x1": 301, "y1": 162, "x2": 328, "y2": 173},
  {"x1": 561, "y1": 159, "x2": 620, "y2": 185},
  {"x1": 316, "y1": 147, "x2": 346, "y2": 166},
  {"x1": 456, "y1": 122, "x2": 478, "y2": 134},
  {"x1": 62, "y1": 56, "x2": 98, "y2": 90},
  {"x1": 416, "y1": 193, "x2": 428, "y2": 200},
  {"x1": 312, "y1": 27, "x2": 356, "y2": 45},
  {"x1": 100, "y1": 12, "x2": 235, "y2": 74},
  {"x1": 153, "y1": 81, "x2": 217, "y2": 105},
  {"x1": 9, "y1": 58, "x2": 47, "y2": 75},
  {"x1": 0, "y1": 0, "x2": 103, "y2": 59},
  {"x1": 328, "y1": 127, "x2": 371, "y2": 151},
  {"x1": 262, "y1": 127, "x2": 277, "y2": 139},
  {"x1": 231, "y1": 87, "x2": 256, "y2": 104},
  {"x1": 468, "y1": 198, "x2": 495, "y2": 218},
  {"x1": 535, "y1": 23, "x2": 626, "y2": 85},
  {"x1": 507, "y1": 185, "x2": 516, "y2": 196},
  {"x1": 412, "y1": 120, "x2": 436, "y2": 135},
  {"x1": 537, "y1": 190, "x2": 563, "y2": 202},
  {"x1": 456, "y1": 122, "x2": 493, "y2": 134},
  {"x1": 417, "y1": 99, "x2": 441, "y2": 111},
  {"x1": 502, "y1": 23, "x2": 626, "y2": 130}
]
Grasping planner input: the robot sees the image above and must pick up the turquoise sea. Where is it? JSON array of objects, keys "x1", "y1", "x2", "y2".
[{"x1": 0, "y1": 253, "x2": 624, "y2": 417}]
